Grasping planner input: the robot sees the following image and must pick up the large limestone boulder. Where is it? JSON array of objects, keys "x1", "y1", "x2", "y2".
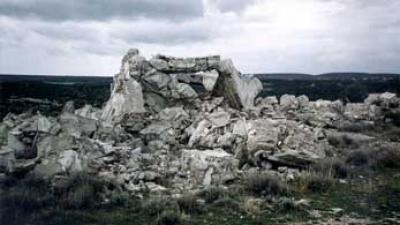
[
  {"x1": 140, "y1": 121, "x2": 176, "y2": 144},
  {"x1": 58, "y1": 150, "x2": 85, "y2": 174},
  {"x1": 75, "y1": 105, "x2": 102, "y2": 120},
  {"x1": 150, "y1": 54, "x2": 220, "y2": 73},
  {"x1": 378, "y1": 92, "x2": 399, "y2": 108},
  {"x1": 280, "y1": 94, "x2": 299, "y2": 111},
  {"x1": 246, "y1": 119, "x2": 285, "y2": 154},
  {"x1": 213, "y1": 59, "x2": 262, "y2": 109},
  {"x1": 188, "y1": 119, "x2": 212, "y2": 148},
  {"x1": 101, "y1": 49, "x2": 146, "y2": 122},
  {"x1": 344, "y1": 103, "x2": 381, "y2": 121},
  {"x1": 59, "y1": 113, "x2": 98, "y2": 138},
  {"x1": 279, "y1": 122, "x2": 326, "y2": 162},
  {"x1": 181, "y1": 149, "x2": 238, "y2": 186},
  {"x1": 207, "y1": 111, "x2": 231, "y2": 128},
  {"x1": 303, "y1": 100, "x2": 344, "y2": 127},
  {"x1": 158, "y1": 107, "x2": 190, "y2": 129}
]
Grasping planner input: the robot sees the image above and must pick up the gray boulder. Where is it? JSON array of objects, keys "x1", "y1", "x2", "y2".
[
  {"x1": 246, "y1": 119, "x2": 285, "y2": 154},
  {"x1": 101, "y1": 49, "x2": 146, "y2": 122},
  {"x1": 280, "y1": 94, "x2": 299, "y2": 111},
  {"x1": 181, "y1": 149, "x2": 238, "y2": 186},
  {"x1": 213, "y1": 59, "x2": 262, "y2": 109},
  {"x1": 143, "y1": 71, "x2": 171, "y2": 89},
  {"x1": 172, "y1": 83, "x2": 198, "y2": 99},
  {"x1": 62, "y1": 101, "x2": 75, "y2": 114},
  {"x1": 59, "y1": 113, "x2": 98, "y2": 138},
  {"x1": 188, "y1": 119, "x2": 212, "y2": 148},
  {"x1": 158, "y1": 107, "x2": 190, "y2": 129},
  {"x1": 207, "y1": 111, "x2": 231, "y2": 128},
  {"x1": 58, "y1": 150, "x2": 85, "y2": 174}
]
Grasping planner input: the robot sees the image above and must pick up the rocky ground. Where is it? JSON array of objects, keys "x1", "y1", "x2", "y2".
[{"x1": 1, "y1": 49, "x2": 400, "y2": 225}]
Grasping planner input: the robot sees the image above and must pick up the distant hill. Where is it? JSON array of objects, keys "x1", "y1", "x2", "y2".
[
  {"x1": 2, "y1": 73, "x2": 399, "y2": 82},
  {"x1": 0, "y1": 73, "x2": 399, "y2": 118},
  {"x1": 255, "y1": 73, "x2": 400, "y2": 81},
  {"x1": 0, "y1": 74, "x2": 113, "y2": 118}
]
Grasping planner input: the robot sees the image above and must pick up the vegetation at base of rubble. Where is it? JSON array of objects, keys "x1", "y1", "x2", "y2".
[
  {"x1": 141, "y1": 197, "x2": 170, "y2": 216},
  {"x1": 372, "y1": 146, "x2": 400, "y2": 169},
  {"x1": 157, "y1": 210, "x2": 182, "y2": 225},
  {"x1": 199, "y1": 186, "x2": 232, "y2": 204},
  {"x1": 109, "y1": 190, "x2": 130, "y2": 207},
  {"x1": 2, "y1": 170, "x2": 400, "y2": 224},
  {"x1": 383, "y1": 125, "x2": 400, "y2": 142},
  {"x1": 176, "y1": 194, "x2": 203, "y2": 214},
  {"x1": 0, "y1": 172, "x2": 107, "y2": 223},
  {"x1": 294, "y1": 171, "x2": 336, "y2": 193},
  {"x1": 310, "y1": 157, "x2": 349, "y2": 179},
  {"x1": 346, "y1": 149, "x2": 371, "y2": 166},
  {"x1": 243, "y1": 171, "x2": 287, "y2": 196},
  {"x1": 345, "y1": 144, "x2": 400, "y2": 170},
  {"x1": 57, "y1": 172, "x2": 106, "y2": 209},
  {"x1": 327, "y1": 134, "x2": 359, "y2": 149},
  {"x1": 0, "y1": 176, "x2": 54, "y2": 214}
]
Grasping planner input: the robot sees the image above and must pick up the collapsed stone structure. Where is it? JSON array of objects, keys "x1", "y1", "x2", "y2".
[
  {"x1": 102, "y1": 49, "x2": 262, "y2": 122},
  {"x1": 1, "y1": 49, "x2": 400, "y2": 197}
]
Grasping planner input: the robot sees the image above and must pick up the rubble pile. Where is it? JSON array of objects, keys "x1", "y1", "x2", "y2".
[{"x1": 1, "y1": 49, "x2": 399, "y2": 197}]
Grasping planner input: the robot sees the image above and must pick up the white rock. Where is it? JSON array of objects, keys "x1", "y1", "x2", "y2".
[
  {"x1": 188, "y1": 120, "x2": 211, "y2": 147},
  {"x1": 199, "y1": 70, "x2": 219, "y2": 91},
  {"x1": 216, "y1": 59, "x2": 262, "y2": 109},
  {"x1": 280, "y1": 94, "x2": 299, "y2": 111},
  {"x1": 58, "y1": 150, "x2": 84, "y2": 174},
  {"x1": 207, "y1": 111, "x2": 231, "y2": 128},
  {"x1": 246, "y1": 119, "x2": 284, "y2": 153},
  {"x1": 37, "y1": 115, "x2": 53, "y2": 133},
  {"x1": 181, "y1": 149, "x2": 238, "y2": 186}
]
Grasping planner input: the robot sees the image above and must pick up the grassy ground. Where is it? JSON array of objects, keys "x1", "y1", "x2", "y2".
[{"x1": 2, "y1": 168, "x2": 400, "y2": 225}]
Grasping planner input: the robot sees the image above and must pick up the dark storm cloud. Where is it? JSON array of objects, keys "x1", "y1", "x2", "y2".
[
  {"x1": 213, "y1": 0, "x2": 256, "y2": 13},
  {"x1": 0, "y1": 0, "x2": 204, "y2": 21}
]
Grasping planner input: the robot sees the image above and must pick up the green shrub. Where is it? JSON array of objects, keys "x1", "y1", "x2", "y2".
[
  {"x1": 61, "y1": 183, "x2": 96, "y2": 209},
  {"x1": 244, "y1": 172, "x2": 285, "y2": 196},
  {"x1": 176, "y1": 194, "x2": 201, "y2": 214},
  {"x1": 0, "y1": 176, "x2": 54, "y2": 213},
  {"x1": 311, "y1": 158, "x2": 348, "y2": 179},
  {"x1": 339, "y1": 122, "x2": 375, "y2": 133},
  {"x1": 212, "y1": 197, "x2": 240, "y2": 210},
  {"x1": 372, "y1": 146, "x2": 400, "y2": 169},
  {"x1": 277, "y1": 197, "x2": 299, "y2": 212},
  {"x1": 110, "y1": 190, "x2": 130, "y2": 207},
  {"x1": 157, "y1": 210, "x2": 182, "y2": 225},
  {"x1": 385, "y1": 126, "x2": 400, "y2": 142},
  {"x1": 141, "y1": 197, "x2": 168, "y2": 216},
  {"x1": 296, "y1": 172, "x2": 335, "y2": 193},
  {"x1": 199, "y1": 186, "x2": 227, "y2": 204},
  {"x1": 346, "y1": 150, "x2": 370, "y2": 166},
  {"x1": 57, "y1": 172, "x2": 105, "y2": 209},
  {"x1": 328, "y1": 134, "x2": 359, "y2": 149}
]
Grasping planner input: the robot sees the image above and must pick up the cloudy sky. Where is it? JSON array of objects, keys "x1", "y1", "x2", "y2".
[{"x1": 0, "y1": 0, "x2": 399, "y2": 76}]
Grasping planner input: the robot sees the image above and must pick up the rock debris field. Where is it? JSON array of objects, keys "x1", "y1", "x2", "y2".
[{"x1": 1, "y1": 49, "x2": 400, "y2": 225}]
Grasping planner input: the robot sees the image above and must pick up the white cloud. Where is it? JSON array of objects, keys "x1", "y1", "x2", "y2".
[{"x1": 0, "y1": 0, "x2": 399, "y2": 75}]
